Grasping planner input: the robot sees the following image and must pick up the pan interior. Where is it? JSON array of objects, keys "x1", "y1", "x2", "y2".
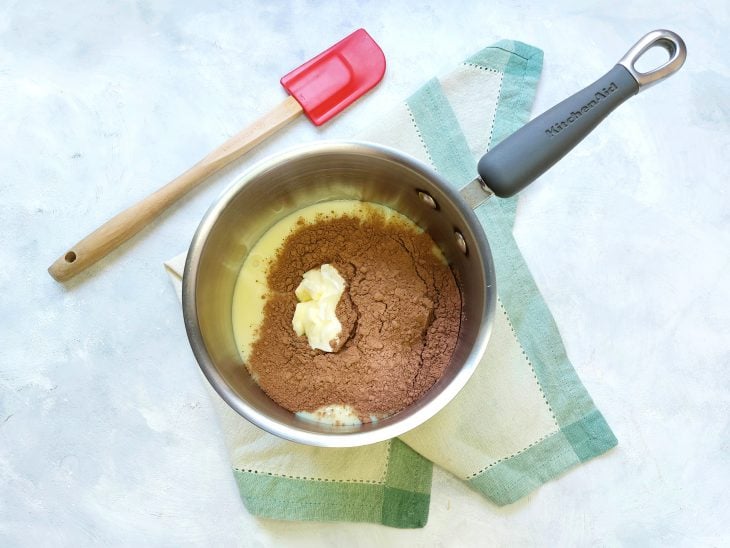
[{"x1": 185, "y1": 144, "x2": 494, "y2": 445}]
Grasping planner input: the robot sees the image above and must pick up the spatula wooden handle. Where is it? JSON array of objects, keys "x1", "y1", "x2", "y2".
[{"x1": 48, "y1": 95, "x2": 303, "y2": 282}]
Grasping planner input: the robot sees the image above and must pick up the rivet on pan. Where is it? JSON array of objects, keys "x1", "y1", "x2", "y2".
[
  {"x1": 418, "y1": 191, "x2": 438, "y2": 209},
  {"x1": 454, "y1": 231, "x2": 468, "y2": 255}
]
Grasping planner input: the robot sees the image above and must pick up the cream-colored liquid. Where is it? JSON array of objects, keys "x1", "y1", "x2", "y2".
[
  {"x1": 230, "y1": 199, "x2": 445, "y2": 420},
  {"x1": 296, "y1": 405, "x2": 363, "y2": 426}
]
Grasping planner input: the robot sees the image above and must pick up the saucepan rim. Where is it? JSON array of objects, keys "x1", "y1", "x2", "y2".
[{"x1": 182, "y1": 140, "x2": 496, "y2": 447}]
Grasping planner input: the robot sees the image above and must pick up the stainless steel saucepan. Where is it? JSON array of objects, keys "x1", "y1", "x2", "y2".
[{"x1": 182, "y1": 30, "x2": 686, "y2": 447}]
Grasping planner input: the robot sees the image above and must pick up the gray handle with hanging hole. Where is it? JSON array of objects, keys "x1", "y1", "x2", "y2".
[{"x1": 477, "y1": 29, "x2": 687, "y2": 198}]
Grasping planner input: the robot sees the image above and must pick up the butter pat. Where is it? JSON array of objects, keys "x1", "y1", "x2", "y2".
[{"x1": 292, "y1": 264, "x2": 346, "y2": 352}]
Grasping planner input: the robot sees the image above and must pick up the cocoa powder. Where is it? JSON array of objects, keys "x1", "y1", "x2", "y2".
[{"x1": 246, "y1": 205, "x2": 461, "y2": 422}]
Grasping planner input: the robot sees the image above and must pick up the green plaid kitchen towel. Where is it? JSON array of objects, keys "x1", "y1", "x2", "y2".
[{"x1": 165, "y1": 40, "x2": 617, "y2": 528}]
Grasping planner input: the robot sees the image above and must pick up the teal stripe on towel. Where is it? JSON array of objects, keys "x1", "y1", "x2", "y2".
[
  {"x1": 468, "y1": 430, "x2": 579, "y2": 506},
  {"x1": 472, "y1": 40, "x2": 544, "y2": 149},
  {"x1": 468, "y1": 411, "x2": 616, "y2": 505},
  {"x1": 475, "y1": 40, "x2": 545, "y2": 225},
  {"x1": 561, "y1": 409, "x2": 617, "y2": 462},
  {"x1": 407, "y1": 41, "x2": 616, "y2": 487},
  {"x1": 233, "y1": 439, "x2": 431, "y2": 528},
  {"x1": 406, "y1": 78, "x2": 475, "y2": 189},
  {"x1": 475, "y1": 199, "x2": 600, "y2": 426}
]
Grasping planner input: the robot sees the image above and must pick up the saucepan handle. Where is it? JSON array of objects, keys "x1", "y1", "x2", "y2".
[{"x1": 477, "y1": 29, "x2": 687, "y2": 198}]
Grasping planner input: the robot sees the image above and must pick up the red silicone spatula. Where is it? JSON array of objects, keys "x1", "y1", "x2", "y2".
[{"x1": 48, "y1": 28, "x2": 386, "y2": 282}]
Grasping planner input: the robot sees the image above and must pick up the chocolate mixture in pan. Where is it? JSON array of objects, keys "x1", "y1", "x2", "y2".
[{"x1": 247, "y1": 206, "x2": 461, "y2": 422}]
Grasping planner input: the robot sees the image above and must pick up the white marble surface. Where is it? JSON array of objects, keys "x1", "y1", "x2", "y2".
[{"x1": 1, "y1": 0, "x2": 729, "y2": 545}]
